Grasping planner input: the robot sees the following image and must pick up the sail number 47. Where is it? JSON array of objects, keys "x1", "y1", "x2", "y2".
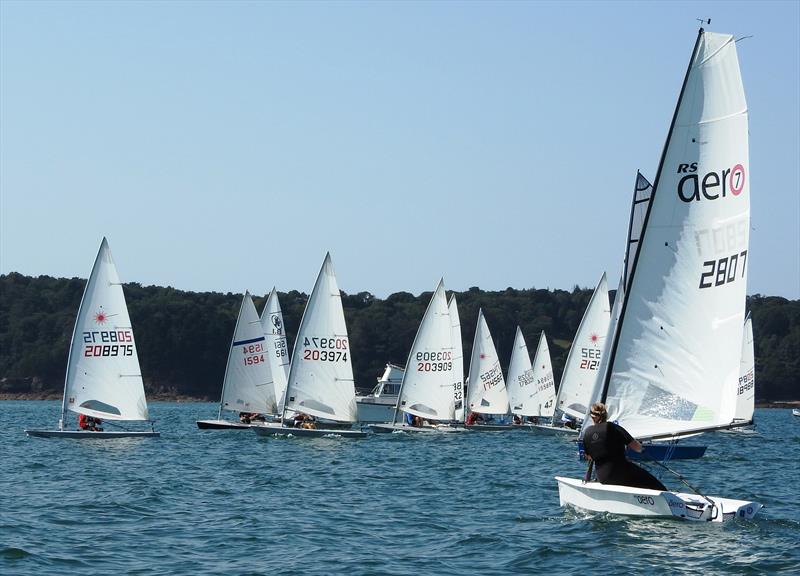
[{"x1": 699, "y1": 250, "x2": 747, "y2": 289}]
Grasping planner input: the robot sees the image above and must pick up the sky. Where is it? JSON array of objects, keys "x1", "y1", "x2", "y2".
[{"x1": 1, "y1": 0, "x2": 798, "y2": 300}]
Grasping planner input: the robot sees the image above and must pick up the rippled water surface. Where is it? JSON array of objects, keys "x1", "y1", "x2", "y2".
[{"x1": 2, "y1": 403, "x2": 799, "y2": 575}]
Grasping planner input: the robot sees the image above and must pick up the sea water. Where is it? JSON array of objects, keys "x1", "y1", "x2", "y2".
[{"x1": 1, "y1": 403, "x2": 799, "y2": 575}]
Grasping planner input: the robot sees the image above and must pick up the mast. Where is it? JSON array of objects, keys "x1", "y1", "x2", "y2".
[{"x1": 600, "y1": 28, "x2": 706, "y2": 405}]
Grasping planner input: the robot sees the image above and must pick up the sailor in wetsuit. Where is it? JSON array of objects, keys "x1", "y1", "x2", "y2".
[{"x1": 582, "y1": 402, "x2": 666, "y2": 491}]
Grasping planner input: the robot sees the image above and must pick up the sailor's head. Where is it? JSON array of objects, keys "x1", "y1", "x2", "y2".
[{"x1": 590, "y1": 402, "x2": 608, "y2": 423}]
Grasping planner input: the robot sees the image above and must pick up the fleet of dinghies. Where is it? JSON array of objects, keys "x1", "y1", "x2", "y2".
[{"x1": 23, "y1": 25, "x2": 764, "y2": 524}]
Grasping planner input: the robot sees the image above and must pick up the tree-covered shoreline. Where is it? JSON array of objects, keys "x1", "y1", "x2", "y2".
[{"x1": 1, "y1": 272, "x2": 797, "y2": 401}]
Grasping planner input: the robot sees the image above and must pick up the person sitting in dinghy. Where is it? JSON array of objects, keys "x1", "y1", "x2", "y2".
[
  {"x1": 78, "y1": 413, "x2": 103, "y2": 432},
  {"x1": 582, "y1": 403, "x2": 666, "y2": 491}
]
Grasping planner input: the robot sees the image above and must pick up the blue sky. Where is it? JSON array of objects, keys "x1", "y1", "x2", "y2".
[{"x1": 1, "y1": 0, "x2": 798, "y2": 299}]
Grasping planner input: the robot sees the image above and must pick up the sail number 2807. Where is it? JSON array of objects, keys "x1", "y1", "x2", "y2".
[{"x1": 699, "y1": 250, "x2": 747, "y2": 289}]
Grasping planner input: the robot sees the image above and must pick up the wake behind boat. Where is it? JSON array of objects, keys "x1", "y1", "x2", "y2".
[{"x1": 25, "y1": 238, "x2": 159, "y2": 439}]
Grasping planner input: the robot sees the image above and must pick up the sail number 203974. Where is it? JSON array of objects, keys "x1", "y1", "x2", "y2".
[{"x1": 302, "y1": 337, "x2": 349, "y2": 362}]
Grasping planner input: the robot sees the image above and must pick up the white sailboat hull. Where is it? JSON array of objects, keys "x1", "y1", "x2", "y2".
[
  {"x1": 369, "y1": 423, "x2": 468, "y2": 434},
  {"x1": 527, "y1": 423, "x2": 579, "y2": 435},
  {"x1": 555, "y1": 476, "x2": 762, "y2": 522},
  {"x1": 252, "y1": 423, "x2": 366, "y2": 438},
  {"x1": 465, "y1": 423, "x2": 516, "y2": 432},
  {"x1": 196, "y1": 419, "x2": 253, "y2": 430},
  {"x1": 25, "y1": 429, "x2": 160, "y2": 439}
]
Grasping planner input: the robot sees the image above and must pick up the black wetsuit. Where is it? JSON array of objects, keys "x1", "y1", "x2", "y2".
[{"x1": 583, "y1": 421, "x2": 667, "y2": 491}]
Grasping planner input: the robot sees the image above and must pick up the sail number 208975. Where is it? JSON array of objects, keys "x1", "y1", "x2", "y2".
[{"x1": 699, "y1": 250, "x2": 747, "y2": 289}]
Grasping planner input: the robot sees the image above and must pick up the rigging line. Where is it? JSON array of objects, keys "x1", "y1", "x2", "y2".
[
  {"x1": 640, "y1": 450, "x2": 716, "y2": 509},
  {"x1": 101, "y1": 419, "x2": 131, "y2": 431}
]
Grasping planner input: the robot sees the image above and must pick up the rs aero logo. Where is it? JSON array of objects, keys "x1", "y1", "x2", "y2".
[{"x1": 676, "y1": 162, "x2": 746, "y2": 202}]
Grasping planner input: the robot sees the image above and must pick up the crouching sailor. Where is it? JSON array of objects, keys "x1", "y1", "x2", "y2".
[{"x1": 583, "y1": 402, "x2": 666, "y2": 491}]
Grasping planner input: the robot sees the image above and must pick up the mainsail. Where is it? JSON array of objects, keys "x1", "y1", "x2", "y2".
[
  {"x1": 448, "y1": 294, "x2": 465, "y2": 422},
  {"x1": 62, "y1": 238, "x2": 149, "y2": 422},
  {"x1": 260, "y1": 287, "x2": 290, "y2": 412},
  {"x1": 219, "y1": 292, "x2": 274, "y2": 415},
  {"x1": 554, "y1": 273, "x2": 611, "y2": 421},
  {"x1": 466, "y1": 309, "x2": 509, "y2": 415},
  {"x1": 507, "y1": 328, "x2": 555, "y2": 417},
  {"x1": 735, "y1": 313, "x2": 755, "y2": 422},
  {"x1": 283, "y1": 253, "x2": 357, "y2": 422},
  {"x1": 602, "y1": 31, "x2": 750, "y2": 439},
  {"x1": 624, "y1": 172, "x2": 654, "y2": 291},
  {"x1": 395, "y1": 280, "x2": 456, "y2": 422}
]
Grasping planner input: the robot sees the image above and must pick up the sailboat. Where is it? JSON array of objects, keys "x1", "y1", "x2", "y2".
[
  {"x1": 507, "y1": 328, "x2": 555, "y2": 424},
  {"x1": 196, "y1": 291, "x2": 274, "y2": 429},
  {"x1": 371, "y1": 280, "x2": 466, "y2": 433},
  {"x1": 717, "y1": 312, "x2": 756, "y2": 434},
  {"x1": 531, "y1": 273, "x2": 610, "y2": 435},
  {"x1": 556, "y1": 28, "x2": 762, "y2": 521},
  {"x1": 26, "y1": 238, "x2": 159, "y2": 439},
  {"x1": 252, "y1": 253, "x2": 365, "y2": 438},
  {"x1": 465, "y1": 309, "x2": 511, "y2": 430},
  {"x1": 260, "y1": 287, "x2": 291, "y2": 414},
  {"x1": 735, "y1": 313, "x2": 756, "y2": 424}
]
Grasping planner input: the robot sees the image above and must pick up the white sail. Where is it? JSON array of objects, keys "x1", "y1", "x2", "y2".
[
  {"x1": 283, "y1": 253, "x2": 357, "y2": 422},
  {"x1": 625, "y1": 172, "x2": 654, "y2": 290},
  {"x1": 554, "y1": 273, "x2": 611, "y2": 421},
  {"x1": 507, "y1": 327, "x2": 533, "y2": 416},
  {"x1": 63, "y1": 238, "x2": 149, "y2": 421},
  {"x1": 507, "y1": 327, "x2": 555, "y2": 417},
  {"x1": 260, "y1": 287, "x2": 290, "y2": 412},
  {"x1": 603, "y1": 31, "x2": 749, "y2": 439},
  {"x1": 531, "y1": 331, "x2": 556, "y2": 417},
  {"x1": 735, "y1": 313, "x2": 755, "y2": 422},
  {"x1": 396, "y1": 280, "x2": 456, "y2": 421},
  {"x1": 219, "y1": 292, "x2": 274, "y2": 415},
  {"x1": 448, "y1": 294, "x2": 465, "y2": 421},
  {"x1": 466, "y1": 309, "x2": 509, "y2": 415}
]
